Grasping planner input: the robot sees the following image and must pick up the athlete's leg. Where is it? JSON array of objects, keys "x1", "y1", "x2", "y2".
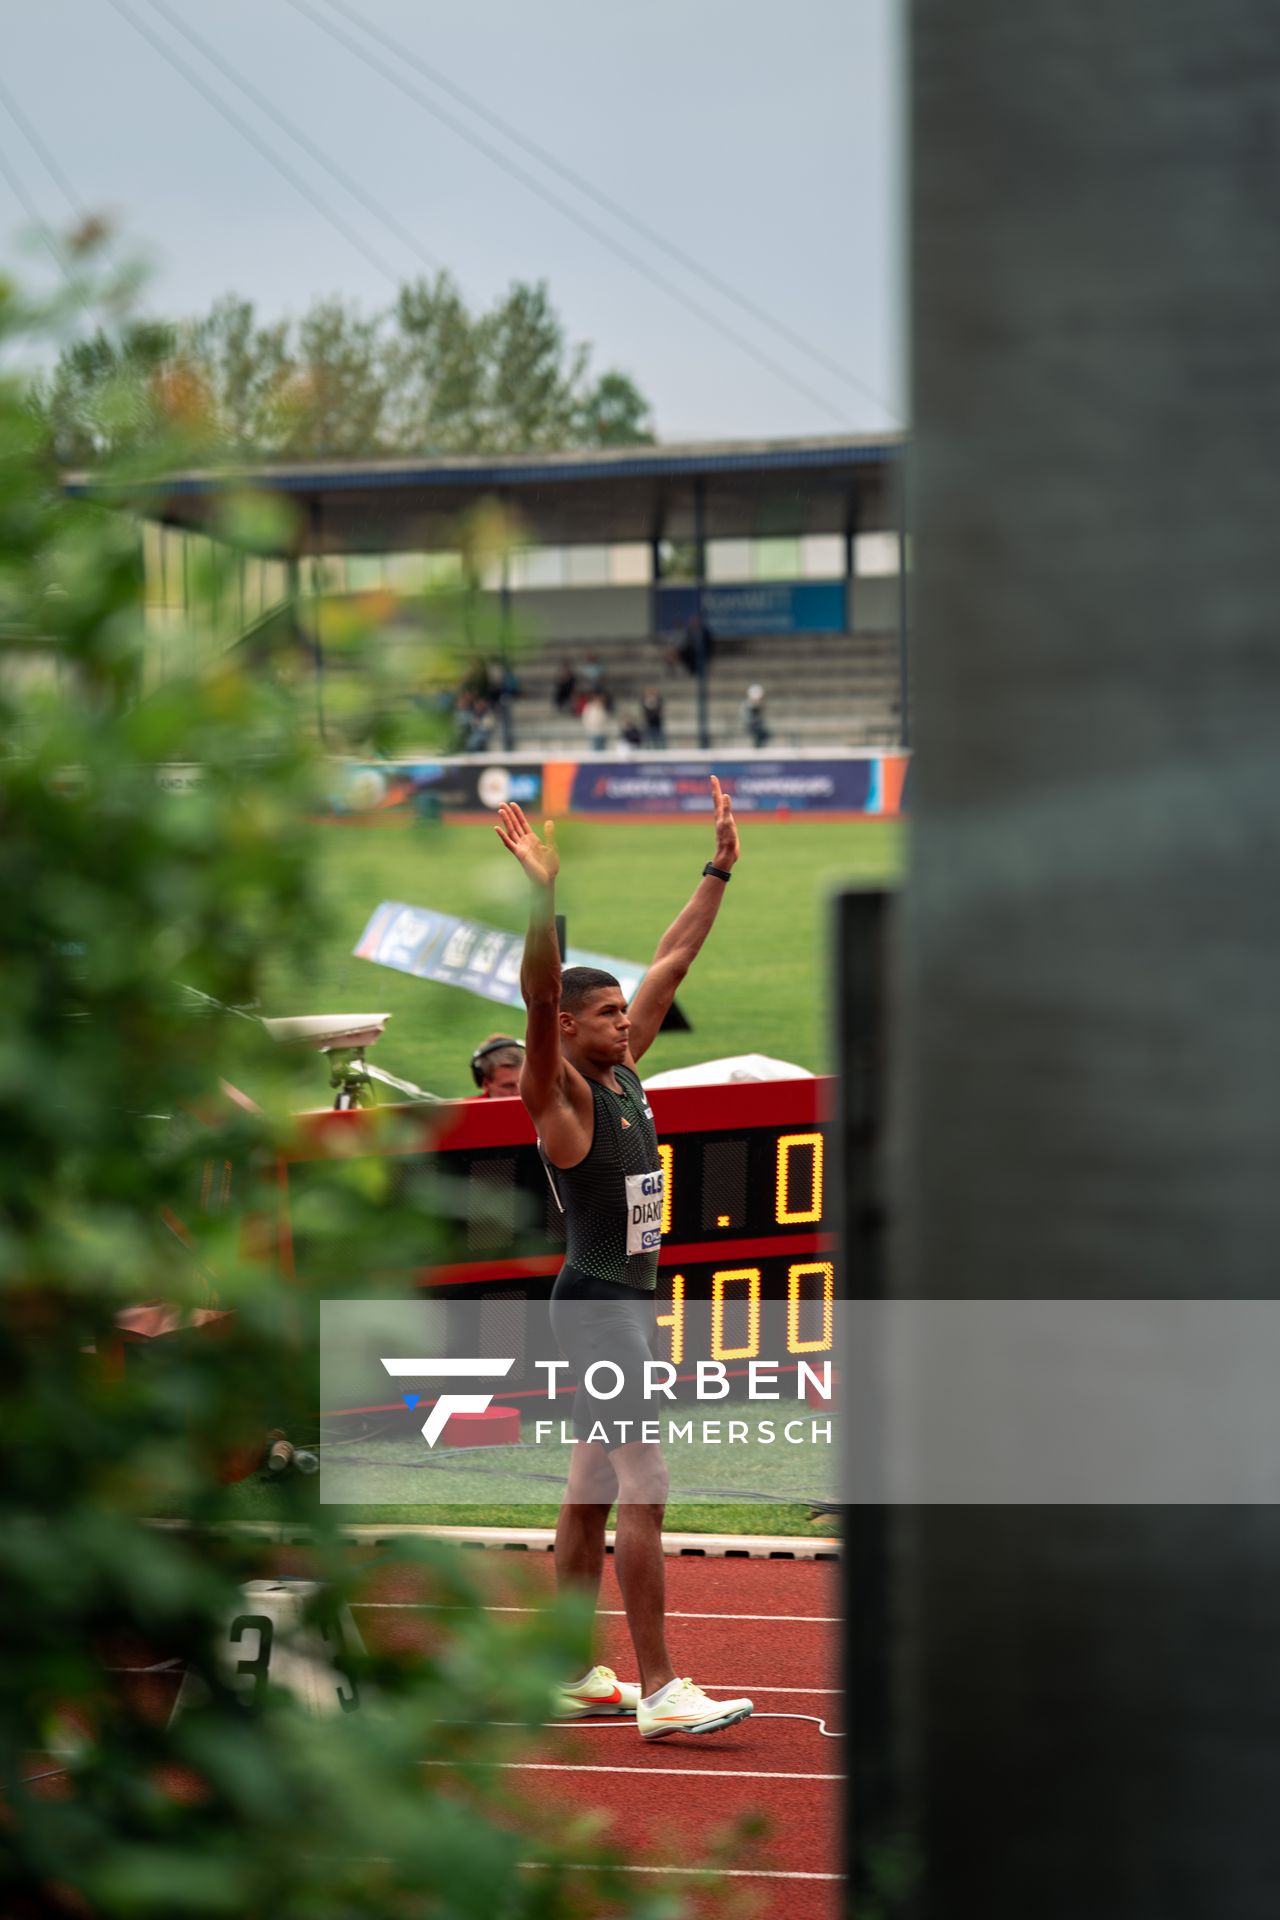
[
  {"x1": 610, "y1": 1439, "x2": 674, "y2": 1698},
  {"x1": 555, "y1": 1440, "x2": 618, "y2": 1616}
]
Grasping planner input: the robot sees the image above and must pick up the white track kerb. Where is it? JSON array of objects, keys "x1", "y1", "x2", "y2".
[{"x1": 144, "y1": 1520, "x2": 840, "y2": 1560}]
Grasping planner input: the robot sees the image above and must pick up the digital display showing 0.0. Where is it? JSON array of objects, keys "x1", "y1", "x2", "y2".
[{"x1": 283, "y1": 1075, "x2": 834, "y2": 1307}]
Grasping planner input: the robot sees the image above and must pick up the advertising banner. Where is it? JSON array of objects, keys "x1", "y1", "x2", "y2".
[
  {"x1": 566, "y1": 756, "x2": 890, "y2": 817},
  {"x1": 327, "y1": 752, "x2": 907, "y2": 823},
  {"x1": 655, "y1": 580, "x2": 846, "y2": 636},
  {"x1": 326, "y1": 760, "x2": 542, "y2": 819},
  {"x1": 354, "y1": 902, "x2": 647, "y2": 1009}
]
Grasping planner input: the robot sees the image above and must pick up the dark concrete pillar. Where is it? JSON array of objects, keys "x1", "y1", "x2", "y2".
[{"x1": 850, "y1": 4, "x2": 1280, "y2": 1916}]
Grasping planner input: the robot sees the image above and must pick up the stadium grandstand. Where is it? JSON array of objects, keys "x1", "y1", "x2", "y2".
[{"x1": 70, "y1": 431, "x2": 908, "y2": 752}]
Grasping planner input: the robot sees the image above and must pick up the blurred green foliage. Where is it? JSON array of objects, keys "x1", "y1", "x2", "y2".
[{"x1": 0, "y1": 249, "x2": 701, "y2": 1918}]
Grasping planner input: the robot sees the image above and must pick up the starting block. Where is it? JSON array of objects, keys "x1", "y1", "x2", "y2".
[{"x1": 171, "y1": 1579, "x2": 365, "y2": 1720}]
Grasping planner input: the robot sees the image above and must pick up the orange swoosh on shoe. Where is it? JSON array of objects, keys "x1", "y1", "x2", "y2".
[{"x1": 575, "y1": 1686, "x2": 623, "y2": 1704}]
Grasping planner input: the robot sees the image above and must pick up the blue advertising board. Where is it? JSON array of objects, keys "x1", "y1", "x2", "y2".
[
  {"x1": 568, "y1": 757, "x2": 879, "y2": 816},
  {"x1": 354, "y1": 903, "x2": 648, "y2": 1009},
  {"x1": 655, "y1": 580, "x2": 846, "y2": 637},
  {"x1": 327, "y1": 760, "x2": 542, "y2": 818}
]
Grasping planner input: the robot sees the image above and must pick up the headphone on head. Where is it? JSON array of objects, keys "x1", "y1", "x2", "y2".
[{"x1": 470, "y1": 1035, "x2": 525, "y2": 1088}]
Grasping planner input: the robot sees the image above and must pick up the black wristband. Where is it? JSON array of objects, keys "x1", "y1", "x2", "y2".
[{"x1": 702, "y1": 862, "x2": 732, "y2": 883}]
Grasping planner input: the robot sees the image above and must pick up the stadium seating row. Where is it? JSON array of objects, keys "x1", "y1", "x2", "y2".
[{"x1": 510, "y1": 626, "x2": 904, "y2": 752}]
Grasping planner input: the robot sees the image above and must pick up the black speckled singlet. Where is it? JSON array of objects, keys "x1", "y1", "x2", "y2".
[{"x1": 539, "y1": 1062, "x2": 662, "y2": 1292}]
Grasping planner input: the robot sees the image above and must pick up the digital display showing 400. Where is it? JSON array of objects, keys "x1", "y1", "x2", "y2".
[{"x1": 655, "y1": 1256, "x2": 834, "y2": 1366}]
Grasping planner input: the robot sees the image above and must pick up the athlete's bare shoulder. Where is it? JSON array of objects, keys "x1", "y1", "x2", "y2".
[{"x1": 523, "y1": 1055, "x2": 595, "y2": 1169}]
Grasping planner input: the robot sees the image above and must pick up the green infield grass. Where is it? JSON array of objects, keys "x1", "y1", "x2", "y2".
[
  {"x1": 205, "y1": 1482, "x2": 838, "y2": 1540},
  {"x1": 256, "y1": 813, "x2": 903, "y2": 1103},
  {"x1": 315, "y1": 1404, "x2": 837, "y2": 1511}
]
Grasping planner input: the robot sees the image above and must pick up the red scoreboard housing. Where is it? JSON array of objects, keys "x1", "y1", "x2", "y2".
[{"x1": 278, "y1": 1077, "x2": 834, "y2": 1377}]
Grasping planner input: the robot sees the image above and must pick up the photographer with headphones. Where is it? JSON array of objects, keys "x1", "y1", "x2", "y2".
[{"x1": 470, "y1": 1033, "x2": 525, "y2": 1099}]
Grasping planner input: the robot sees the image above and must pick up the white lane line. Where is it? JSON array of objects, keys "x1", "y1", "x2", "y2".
[
  {"x1": 421, "y1": 1761, "x2": 840, "y2": 1781},
  {"x1": 102, "y1": 1661, "x2": 183, "y2": 1675},
  {"x1": 96, "y1": 1672, "x2": 837, "y2": 1695},
  {"x1": 547, "y1": 1712, "x2": 843, "y2": 1739},
  {"x1": 296, "y1": 1851, "x2": 839, "y2": 1880},
  {"x1": 750, "y1": 1713, "x2": 841, "y2": 1738},
  {"x1": 522, "y1": 1863, "x2": 841, "y2": 1881},
  {"x1": 475, "y1": 1728, "x2": 844, "y2": 1743},
  {"x1": 699, "y1": 1685, "x2": 837, "y2": 1695},
  {"x1": 352, "y1": 1604, "x2": 838, "y2": 1623}
]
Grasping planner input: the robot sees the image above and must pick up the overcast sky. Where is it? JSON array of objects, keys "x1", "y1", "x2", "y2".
[{"x1": 1, "y1": 0, "x2": 903, "y2": 443}]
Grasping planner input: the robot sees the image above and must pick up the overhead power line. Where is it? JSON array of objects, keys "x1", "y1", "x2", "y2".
[
  {"x1": 0, "y1": 69, "x2": 139, "y2": 307},
  {"x1": 102, "y1": 0, "x2": 405, "y2": 288},
  {"x1": 312, "y1": 0, "x2": 899, "y2": 424},
  {"x1": 0, "y1": 72, "x2": 89, "y2": 223},
  {"x1": 0, "y1": 121, "x2": 74, "y2": 284},
  {"x1": 139, "y1": 0, "x2": 446, "y2": 282},
  {"x1": 282, "y1": 0, "x2": 855, "y2": 428}
]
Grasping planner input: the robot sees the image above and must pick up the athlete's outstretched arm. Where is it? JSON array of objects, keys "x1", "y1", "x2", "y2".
[
  {"x1": 494, "y1": 804, "x2": 565, "y2": 1113},
  {"x1": 626, "y1": 774, "x2": 739, "y2": 1064}
]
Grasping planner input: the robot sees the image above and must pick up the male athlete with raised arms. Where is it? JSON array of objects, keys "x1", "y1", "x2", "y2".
[{"x1": 495, "y1": 778, "x2": 753, "y2": 1740}]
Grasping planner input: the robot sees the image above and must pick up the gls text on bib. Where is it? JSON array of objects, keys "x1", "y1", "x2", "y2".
[{"x1": 625, "y1": 1168, "x2": 664, "y2": 1255}]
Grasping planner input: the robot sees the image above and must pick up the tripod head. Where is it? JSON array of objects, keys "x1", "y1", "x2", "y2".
[{"x1": 261, "y1": 1013, "x2": 392, "y2": 1110}]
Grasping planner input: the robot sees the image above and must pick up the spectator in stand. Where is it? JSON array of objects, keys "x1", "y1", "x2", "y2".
[
  {"x1": 742, "y1": 684, "x2": 770, "y2": 749},
  {"x1": 581, "y1": 692, "x2": 612, "y2": 752},
  {"x1": 552, "y1": 657, "x2": 578, "y2": 714},
  {"x1": 455, "y1": 691, "x2": 495, "y2": 753},
  {"x1": 580, "y1": 649, "x2": 606, "y2": 693},
  {"x1": 641, "y1": 686, "x2": 667, "y2": 749},
  {"x1": 678, "y1": 614, "x2": 714, "y2": 678},
  {"x1": 620, "y1": 712, "x2": 644, "y2": 749},
  {"x1": 460, "y1": 655, "x2": 490, "y2": 701},
  {"x1": 487, "y1": 657, "x2": 521, "y2": 751}
]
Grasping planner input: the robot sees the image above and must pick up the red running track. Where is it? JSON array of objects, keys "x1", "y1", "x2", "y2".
[
  {"x1": 35, "y1": 1548, "x2": 844, "y2": 1920},
  {"x1": 339, "y1": 1550, "x2": 845, "y2": 1920}
]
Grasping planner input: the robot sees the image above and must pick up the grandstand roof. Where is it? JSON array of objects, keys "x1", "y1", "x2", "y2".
[{"x1": 65, "y1": 432, "x2": 904, "y2": 555}]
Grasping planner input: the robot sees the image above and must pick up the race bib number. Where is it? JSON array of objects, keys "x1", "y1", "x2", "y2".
[{"x1": 626, "y1": 1168, "x2": 665, "y2": 1255}]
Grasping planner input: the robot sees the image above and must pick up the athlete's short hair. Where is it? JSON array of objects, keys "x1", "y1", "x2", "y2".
[{"x1": 560, "y1": 966, "x2": 621, "y2": 1013}]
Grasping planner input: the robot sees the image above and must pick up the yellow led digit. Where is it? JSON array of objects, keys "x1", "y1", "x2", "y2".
[
  {"x1": 711, "y1": 1267, "x2": 761, "y2": 1360},
  {"x1": 657, "y1": 1141, "x2": 674, "y2": 1237},
  {"x1": 775, "y1": 1131, "x2": 824, "y2": 1224},
  {"x1": 655, "y1": 1271, "x2": 685, "y2": 1365},
  {"x1": 787, "y1": 1261, "x2": 834, "y2": 1354}
]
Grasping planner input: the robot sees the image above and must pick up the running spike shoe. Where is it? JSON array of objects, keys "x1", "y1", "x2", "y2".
[
  {"x1": 636, "y1": 1676, "x2": 754, "y2": 1740},
  {"x1": 553, "y1": 1664, "x2": 642, "y2": 1718}
]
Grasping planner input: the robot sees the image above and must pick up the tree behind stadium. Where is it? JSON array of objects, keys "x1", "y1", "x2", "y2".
[{"x1": 35, "y1": 268, "x2": 655, "y2": 466}]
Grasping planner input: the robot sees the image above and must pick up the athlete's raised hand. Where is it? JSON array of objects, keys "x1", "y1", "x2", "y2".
[
  {"x1": 495, "y1": 803, "x2": 560, "y2": 888},
  {"x1": 710, "y1": 775, "x2": 739, "y2": 869}
]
